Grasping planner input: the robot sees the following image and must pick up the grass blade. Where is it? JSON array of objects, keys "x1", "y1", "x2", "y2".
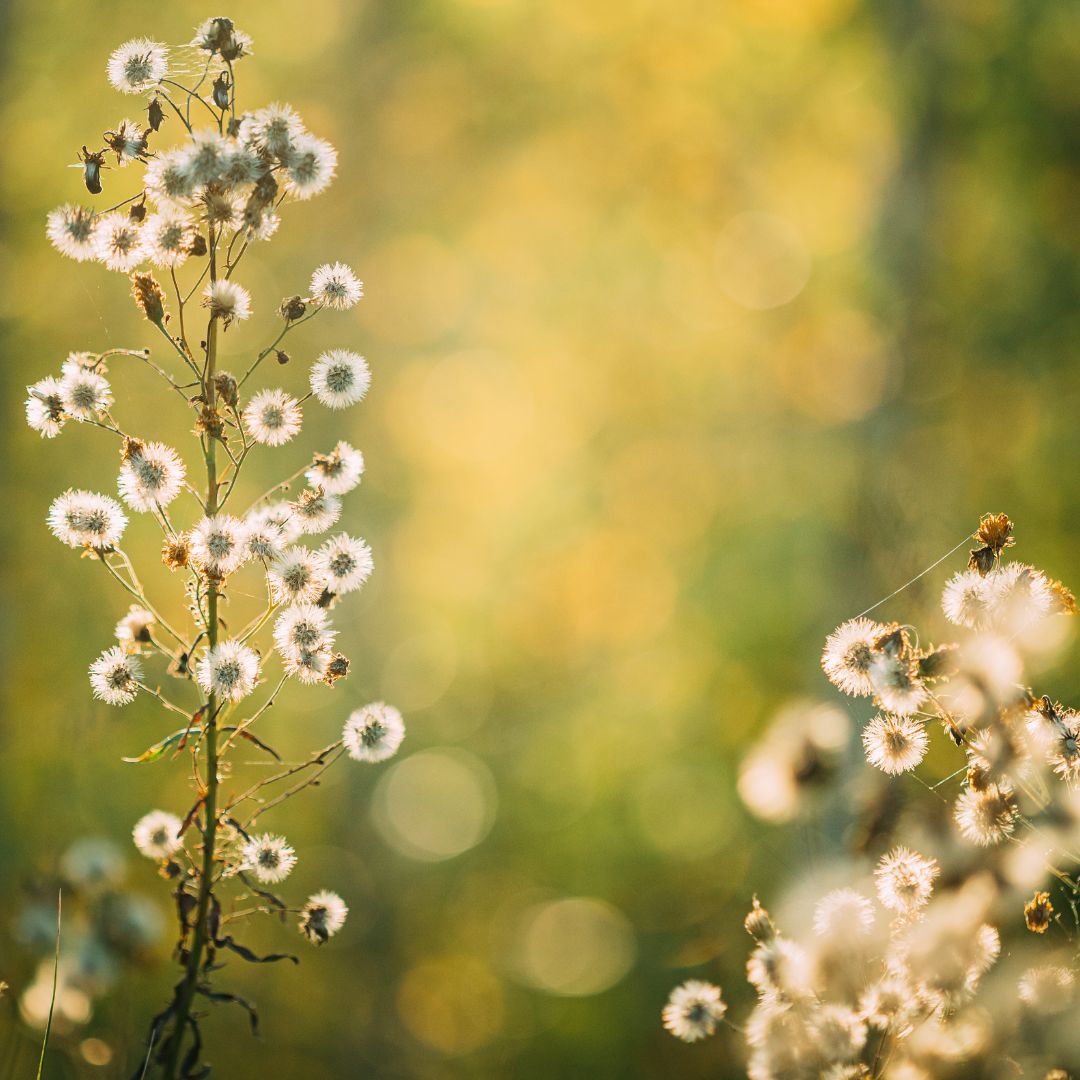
[{"x1": 34, "y1": 889, "x2": 61, "y2": 1080}]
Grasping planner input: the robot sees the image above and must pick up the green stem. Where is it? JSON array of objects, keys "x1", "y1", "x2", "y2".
[{"x1": 161, "y1": 223, "x2": 222, "y2": 1080}]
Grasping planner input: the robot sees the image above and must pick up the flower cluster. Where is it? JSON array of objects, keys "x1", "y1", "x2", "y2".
[
  {"x1": 667, "y1": 514, "x2": 1080, "y2": 1077},
  {"x1": 32, "y1": 20, "x2": 403, "y2": 1075}
]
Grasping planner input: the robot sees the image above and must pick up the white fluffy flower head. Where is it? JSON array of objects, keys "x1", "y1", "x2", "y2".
[
  {"x1": 133, "y1": 810, "x2": 183, "y2": 860},
  {"x1": 107, "y1": 38, "x2": 168, "y2": 94},
  {"x1": 196, "y1": 639, "x2": 260, "y2": 702},
  {"x1": 662, "y1": 980, "x2": 726, "y2": 1043},
  {"x1": 310, "y1": 350, "x2": 371, "y2": 409},
  {"x1": 299, "y1": 890, "x2": 348, "y2": 944},
  {"x1": 48, "y1": 490, "x2": 127, "y2": 549},
  {"x1": 203, "y1": 279, "x2": 252, "y2": 326},
  {"x1": 89, "y1": 645, "x2": 142, "y2": 705},
  {"x1": 243, "y1": 388, "x2": 303, "y2": 446},
  {"x1": 242, "y1": 833, "x2": 297, "y2": 884},
  {"x1": 310, "y1": 263, "x2": 363, "y2": 310},
  {"x1": 343, "y1": 702, "x2": 405, "y2": 763}
]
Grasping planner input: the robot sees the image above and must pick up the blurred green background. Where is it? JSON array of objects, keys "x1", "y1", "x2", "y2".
[{"x1": 1, "y1": 0, "x2": 1079, "y2": 1076}]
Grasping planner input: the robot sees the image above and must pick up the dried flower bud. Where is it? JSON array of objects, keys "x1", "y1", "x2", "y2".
[
  {"x1": 276, "y1": 349, "x2": 290, "y2": 366},
  {"x1": 323, "y1": 653, "x2": 350, "y2": 686},
  {"x1": 1049, "y1": 578, "x2": 1077, "y2": 615},
  {"x1": 188, "y1": 234, "x2": 208, "y2": 257},
  {"x1": 128, "y1": 200, "x2": 147, "y2": 222},
  {"x1": 917, "y1": 644, "x2": 957, "y2": 681},
  {"x1": 147, "y1": 97, "x2": 165, "y2": 132},
  {"x1": 1025, "y1": 890, "x2": 1054, "y2": 934},
  {"x1": 212, "y1": 72, "x2": 231, "y2": 111},
  {"x1": 213, "y1": 372, "x2": 238, "y2": 408},
  {"x1": 975, "y1": 512, "x2": 1014, "y2": 556},
  {"x1": 131, "y1": 271, "x2": 167, "y2": 326},
  {"x1": 122, "y1": 436, "x2": 145, "y2": 463},
  {"x1": 162, "y1": 537, "x2": 190, "y2": 570},
  {"x1": 279, "y1": 296, "x2": 307, "y2": 322},
  {"x1": 195, "y1": 406, "x2": 225, "y2": 440},
  {"x1": 78, "y1": 146, "x2": 106, "y2": 195},
  {"x1": 744, "y1": 896, "x2": 776, "y2": 943},
  {"x1": 968, "y1": 545, "x2": 997, "y2": 575}
]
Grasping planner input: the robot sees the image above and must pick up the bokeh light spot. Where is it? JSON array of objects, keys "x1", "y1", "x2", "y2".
[
  {"x1": 373, "y1": 748, "x2": 497, "y2": 861},
  {"x1": 715, "y1": 211, "x2": 811, "y2": 309},
  {"x1": 513, "y1": 897, "x2": 636, "y2": 996}
]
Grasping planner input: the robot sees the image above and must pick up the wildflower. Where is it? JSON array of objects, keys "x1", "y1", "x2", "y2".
[
  {"x1": 131, "y1": 271, "x2": 166, "y2": 325},
  {"x1": 989, "y1": 561, "x2": 1054, "y2": 631},
  {"x1": 103, "y1": 117, "x2": 149, "y2": 164},
  {"x1": 250, "y1": 501, "x2": 304, "y2": 544},
  {"x1": 343, "y1": 702, "x2": 405, "y2": 763},
  {"x1": 243, "y1": 514, "x2": 287, "y2": 562},
  {"x1": 283, "y1": 647, "x2": 331, "y2": 684},
  {"x1": 316, "y1": 534, "x2": 374, "y2": 595},
  {"x1": 1018, "y1": 965, "x2": 1076, "y2": 1014},
  {"x1": 238, "y1": 103, "x2": 304, "y2": 158},
  {"x1": 968, "y1": 512, "x2": 1014, "y2": 574},
  {"x1": 59, "y1": 361, "x2": 112, "y2": 420},
  {"x1": 744, "y1": 897, "x2": 776, "y2": 943},
  {"x1": 183, "y1": 130, "x2": 229, "y2": 188},
  {"x1": 221, "y1": 143, "x2": 264, "y2": 188},
  {"x1": 93, "y1": 212, "x2": 146, "y2": 272},
  {"x1": 941, "y1": 569, "x2": 993, "y2": 628},
  {"x1": 143, "y1": 210, "x2": 197, "y2": 267},
  {"x1": 115, "y1": 605, "x2": 154, "y2": 650},
  {"x1": 813, "y1": 889, "x2": 875, "y2": 938},
  {"x1": 203, "y1": 279, "x2": 252, "y2": 326},
  {"x1": 874, "y1": 846, "x2": 938, "y2": 914},
  {"x1": 46, "y1": 204, "x2": 98, "y2": 261},
  {"x1": 861, "y1": 713, "x2": 929, "y2": 775},
  {"x1": 132, "y1": 810, "x2": 183, "y2": 860},
  {"x1": 324, "y1": 653, "x2": 351, "y2": 686},
  {"x1": 1024, "y1": 890, "x2": 1054, "y2": 934},
  {"x1": 267, "y1": 546, "x2": 325, "y2": 605},
  {"x1": 290, "y1": 487, "x2": 341, "y2": 535},
  {"x1": 859, "y1": 973, "x2": 917, "y2": 1030},
  {"x1": 118, "y1": 439, "x2": 186, "y2": 511},
  {"x1": 48, "y1": 490, "x2": 128, "y2": 549},
  {"x1": 283, "y1": 133, "x2": 337, "y2": 198},
  {"x1": 868, "y1": 651, "x2": 926, "y2": 716},
  {"x1": 299, "y1": 890, "x2": 348, "y2": 945},
  {"x1": 195, "y1": 639, "x2": 260, "y2": 702},
  {"x1": 273, "y1": 603, "x2": 335, "y2": 660},
  {"x1": 310, "y1": 349, "x2": 370, "y2": 409},
  {"x1": 310, "y1": 262, "x2": 363, "y2": 310},
  {"x1": 661, "y1": 980, "x2": 727, "y2": 1042},
  {"x1": 191, "y1": 17, "x2": 252, "y2": 61},
  {"x1": 161, "y1": 535, "x2": 190, "y2": 570},
  {"x1": 242, "y1": 388, "x2": 303, "y2": 446},
  {"x1": 25, "y1": 377, "x2": 67, "y2": 438},
  {"x1": 1048, "y1": 717, "x2": 1080, "y2": 785},
  {"x1": 89, "y1": 645, "x2": 141, "y2": 705},
  {"x1": 954, "y1": 783, "x2": 1018, "y2": 846},
  {"x1": 306, "y1": 441, "x2": 365, "y2": 495},
  {"x1": 746, "y1": 937, "x2": 812, "y2": 998},
  {"x1": 106, "y1": 38, "x2": 168, "y2": 94},
  {"x1": 144, "y1": 148, "x2": 197, "y2": 204},
  {"x1": 188, "y1": 515, "x2": 249, "y2": 576},
  {"x1": 241, "y1": 833, "x2": 296, "y2": 884},
  {"x1": 821, "y1": 618, "x2": 889, "y2": 697}
]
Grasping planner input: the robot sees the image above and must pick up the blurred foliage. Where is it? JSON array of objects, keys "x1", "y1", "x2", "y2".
[{"x1": 0, "y1": 0, "x2": 1078, "y2": 1077}]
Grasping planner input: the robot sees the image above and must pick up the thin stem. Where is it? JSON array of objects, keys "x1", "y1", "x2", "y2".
[
  {"x1": 100, "y1": 555, "x2": 186, "y2": 648},
  {"x1": 237, "y1": 310, "x2": 319, "y2": 390},
  {"x1": 162, "y1": 223, "x2": 222, "y2": 1080}
]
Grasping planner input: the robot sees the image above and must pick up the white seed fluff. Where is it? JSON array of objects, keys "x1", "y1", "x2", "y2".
[
  {"x1": 310, "y1": 350, "x2": 370, "y2": 409},
  {"x1": 195, "y1": 639, "x2": 260, "y2": 702},
  {"x1": 89, "y1": 645, "x2": 142, "y2": 705},
  {"x1": 343, "y1": 702, "x2": 405, "y2": 763},
  {"x1": 132, "y1": 810, "x2": 183, "y2": 860}
]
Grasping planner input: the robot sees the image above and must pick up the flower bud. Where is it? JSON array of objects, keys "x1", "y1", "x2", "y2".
[
  {"x1": 744, "y1": 897, "x2": 776, "y2": 943},
  {"x1": 279, "y1": 296, "x2": 306, "y2": 322},
  {"x1": 131, "y1": 271, "x2": 167, "y2": 326}
]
